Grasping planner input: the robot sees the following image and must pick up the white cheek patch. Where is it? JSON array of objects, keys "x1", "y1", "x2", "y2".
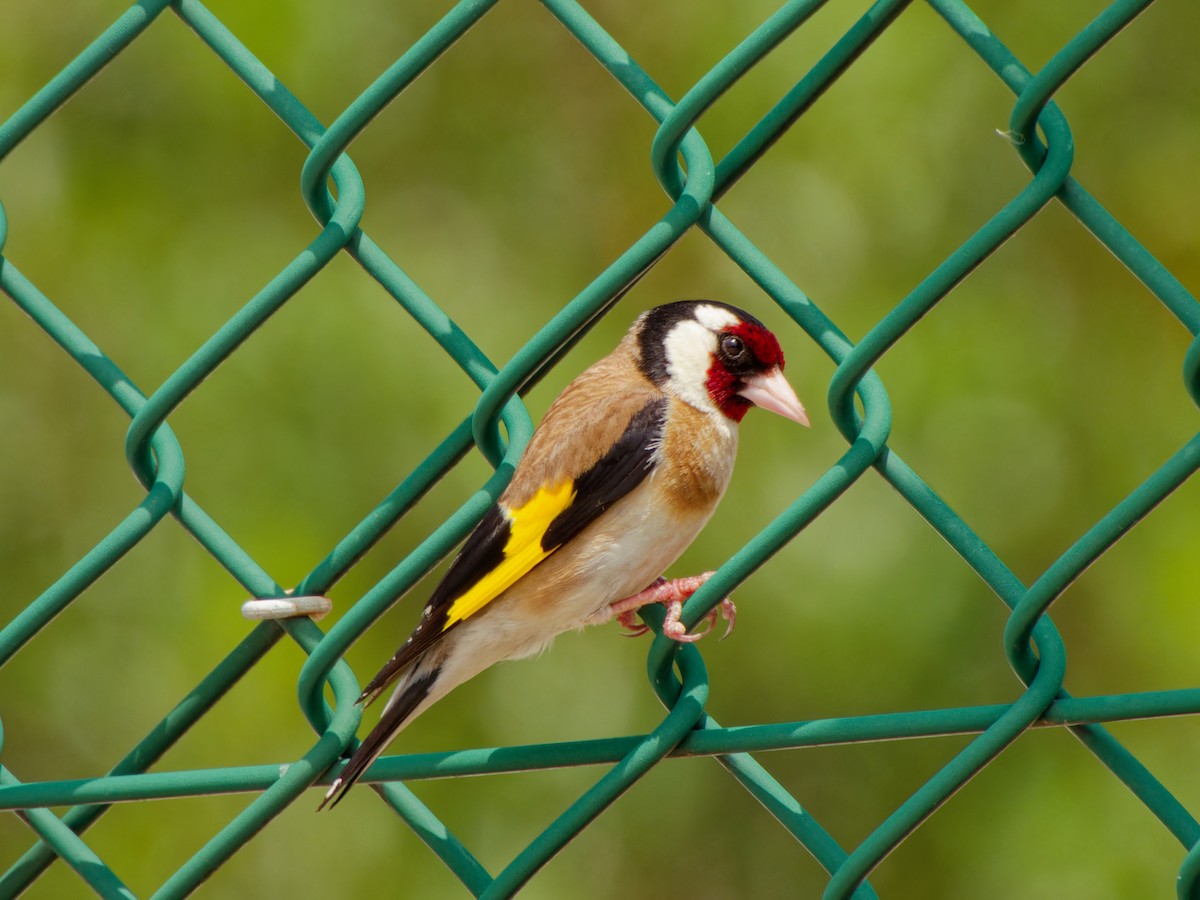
[
  {"x1": 663, "y1": 319, "x2": 719, "y2": 412},
  {"x1": 693, "y1": 304, "x2": 740, "y2": 332}
]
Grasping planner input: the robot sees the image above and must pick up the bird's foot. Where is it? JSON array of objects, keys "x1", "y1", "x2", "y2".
[
  {"x1": 602, "y1": 572, "x2": 736, "y2": 642},
  {"x1": 241, "y1": 591, "x2": 332, "y2": 621}
]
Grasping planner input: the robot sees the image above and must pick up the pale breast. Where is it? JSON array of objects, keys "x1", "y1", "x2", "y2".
[
  {"x1": 496, "y1": 483, "x2": 709, "y2": 638},
  {"x1": 496, "y1": 401, "x2": 738, "y2": 640}
]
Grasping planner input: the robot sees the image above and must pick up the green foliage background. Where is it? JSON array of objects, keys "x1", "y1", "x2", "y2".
[{"x1": 1, "y1": 1, "x2": 1198, "y2": 897}]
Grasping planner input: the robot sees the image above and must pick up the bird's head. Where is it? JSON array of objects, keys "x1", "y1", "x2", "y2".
[{"x1": 635, "y1": 300, "x2": 809, "y2": 426}]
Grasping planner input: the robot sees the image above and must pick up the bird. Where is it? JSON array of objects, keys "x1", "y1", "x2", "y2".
[{"x1": 320, "y1": 300, "x2": 809, "y2": 809}]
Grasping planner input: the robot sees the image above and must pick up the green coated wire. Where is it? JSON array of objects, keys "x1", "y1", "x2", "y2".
[{"x1": 3, "y1": 686, "x2": 1199, "y2": 813}]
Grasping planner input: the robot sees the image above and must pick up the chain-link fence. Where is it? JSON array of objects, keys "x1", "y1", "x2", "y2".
[{"x1": 2, "y1": 0, "x2": 1198, "y2": 897}]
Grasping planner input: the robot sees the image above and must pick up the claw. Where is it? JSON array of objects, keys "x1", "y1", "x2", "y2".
[
  {"x1": 595, "y1": 572, "x2": 737, "y2": 643},
  {"x1": 718, "y1": 597, "x2": 737, "y2": 640},
  {"x1": 660, "y1": 599, "x2": 704, "y2": 643},
  {"x1": 616, "y1": 609, "x2": 650, "y2": 637},
  {"x1": 690, "y1": 610, "x2": 717, "y2": 640}
]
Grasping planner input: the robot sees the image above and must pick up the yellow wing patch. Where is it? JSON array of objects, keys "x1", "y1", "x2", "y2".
[{"x1": 441, "y1": 480, "x2": 577, "y2": 630}]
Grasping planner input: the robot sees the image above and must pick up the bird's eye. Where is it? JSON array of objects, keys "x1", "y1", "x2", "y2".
[{"x1": 720, "y1": 334, "x2": 746, "y2": 360}]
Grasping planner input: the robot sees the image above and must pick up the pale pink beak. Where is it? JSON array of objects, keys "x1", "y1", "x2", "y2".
[{"x1": 738, "y1": 368, "x2": 810, "y2": 426}]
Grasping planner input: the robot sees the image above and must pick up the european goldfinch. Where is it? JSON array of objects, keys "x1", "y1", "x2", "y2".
[{"x1": 321, "y1": 300, "x2": 808, "y2": 808}]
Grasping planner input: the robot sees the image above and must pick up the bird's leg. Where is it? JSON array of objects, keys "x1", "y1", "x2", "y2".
[{"x1": 592, "y1": 572, "x2": 736, "y2": 642}]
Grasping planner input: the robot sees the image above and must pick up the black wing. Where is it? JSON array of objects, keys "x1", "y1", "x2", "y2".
[{"x1": 542, "y1": 396, "x2": 667, "y2": 548}]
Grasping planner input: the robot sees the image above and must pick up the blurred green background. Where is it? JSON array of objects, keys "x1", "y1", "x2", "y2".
[{"x1": 2, "y1": 0, "x2": 1199, "y2": 897}]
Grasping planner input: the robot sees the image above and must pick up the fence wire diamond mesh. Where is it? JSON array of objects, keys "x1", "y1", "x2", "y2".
[{"x1": 1, "y1": 0, "x2": 1198, "y2": 897}]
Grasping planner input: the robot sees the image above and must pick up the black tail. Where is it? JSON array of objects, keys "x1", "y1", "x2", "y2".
[{"x1": 318, "y1": 666, "x2": 439, "y2": 810}]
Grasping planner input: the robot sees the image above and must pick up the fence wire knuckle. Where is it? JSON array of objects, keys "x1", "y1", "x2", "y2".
[{"x1": 1, "y1": 0, "x2": 1197, "y2": 897}]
